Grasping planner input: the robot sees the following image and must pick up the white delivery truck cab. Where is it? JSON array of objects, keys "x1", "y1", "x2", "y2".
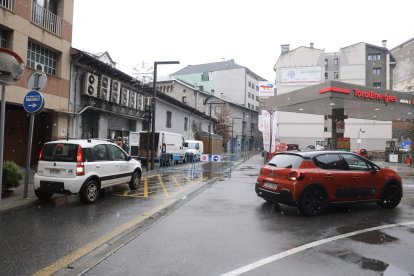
[
  {"x1": 139, "y1": 131, "x2": 188, "y2": 165},
  {"x1": 185, "y1": 140, "x2": 204, "y2": 162}
]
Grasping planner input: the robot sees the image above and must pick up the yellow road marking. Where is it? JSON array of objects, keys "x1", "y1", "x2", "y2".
[
  {"x1": 144, "y1": 176, "x2": 148, "y2": 198},
  {"x1": 157, "y1": 175, "x2": 169, "y2": 196},
  {"x1": 33, "y1": 199, "x2": 175, "y2": 276},
  {"x1": 171, "y1": 175, "x2": 183, "y2": 190}
]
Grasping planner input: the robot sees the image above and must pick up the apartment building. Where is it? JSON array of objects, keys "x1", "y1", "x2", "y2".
[
  {"x1": 0, "y1": 0, "x2": 73, "y2": 165},
  {"x1": 272, "y1": 42, "x2": 395, "y2": 150},
  {"x1": 156, "y1": 78, "x2": 261, "y2": 151}
]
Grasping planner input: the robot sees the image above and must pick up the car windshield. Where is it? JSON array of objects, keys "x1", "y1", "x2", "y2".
[
  {"x1": 41, "y1": 143, "x2": 78, "y2": 162},
  {"x1": 268, "y1": 154, "x2": 303, "y2": 168}
]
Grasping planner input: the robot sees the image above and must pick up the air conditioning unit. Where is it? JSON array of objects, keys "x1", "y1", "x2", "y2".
[
  {"x1": 82, "y1": 72, "x2": 98, "y2": 97},
  {"x1": 111, "y1": 80, "x2": 121, "y2": 104},
  {"x1": 34, "y1": 62, "x2": 44, "y2": 72},
  {"x1": 120, "y1": 87, "x2": 129, "y2": 106},
  {"x1": 99, "y1": 75, "x2": 111, "y2": 101},
  {"x1": 137, "y1": 94, "x2": 144, "y2": 111},
  {"x1": 129, "y1": 91, "x2": 137, "y2": 109}
]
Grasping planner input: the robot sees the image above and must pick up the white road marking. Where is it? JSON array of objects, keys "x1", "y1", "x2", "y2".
[{"x1": 222, "y1": 221, "x2": 414, "y2": 276}]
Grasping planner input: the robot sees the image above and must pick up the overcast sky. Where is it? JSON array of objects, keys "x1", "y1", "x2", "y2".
[{"x1": 72, "y1": 0, "x2": 413, "y2": 82}]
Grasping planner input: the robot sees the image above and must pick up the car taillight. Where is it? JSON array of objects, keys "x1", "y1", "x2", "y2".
[
  {"x1": 288, "y1": 171, "x2": 304, "y2": 181},
  {"x1": 76, "y1": 163, "x2": 85, "y2": 176},
  {"x1": 36, "y1": 147, "x2": 44, "y2": 173},
  {"x1": 76, "y1": 145, "x2": 85, "y2": 175}
]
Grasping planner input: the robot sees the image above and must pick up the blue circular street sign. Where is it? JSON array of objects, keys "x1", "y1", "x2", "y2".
[{"x1": 23, "y1": 90, "x2": 45, "y2": 114}]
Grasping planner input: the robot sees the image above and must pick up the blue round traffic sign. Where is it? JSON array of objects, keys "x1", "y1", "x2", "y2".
[{"x1": 23, "y1": 90, "x2": 45, "y2": 114}]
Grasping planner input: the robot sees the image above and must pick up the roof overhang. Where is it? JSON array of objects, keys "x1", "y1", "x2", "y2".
[{"x1": 261, "y1": 80, "x2": 414, "y2": 121}]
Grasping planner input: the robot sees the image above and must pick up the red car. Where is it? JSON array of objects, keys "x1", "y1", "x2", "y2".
[
  {"x1": 353, "y1": 148, "x2": 369, "y2": 159},
  {"x1": 255, "y1": 151, "x2": 402, "y2": 216}
]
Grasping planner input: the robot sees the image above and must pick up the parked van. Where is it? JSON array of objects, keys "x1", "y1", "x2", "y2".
[
  {"x1": 139, "y1": 131, "x2": 188, "y2": 166},
  {"x1": 185, "y1": 140, "x2": 204, "y2": 162}
]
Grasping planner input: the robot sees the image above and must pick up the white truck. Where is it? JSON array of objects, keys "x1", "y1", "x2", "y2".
[
  {"x1": 139, "y1": 131, "x2": 188, "y2": 166},
  {"x1": 185, "y1": 140, "x2": 204, "y2": 162}
]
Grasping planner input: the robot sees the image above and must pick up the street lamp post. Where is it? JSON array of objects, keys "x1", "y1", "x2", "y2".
[
  {"x1": 150, "y1": 61, "x2": 180, "y2": 170},
  {"x1": 231, "y1": 117, "x2": 241, "y2": 154},
  {"x1": 357, "y1": 128, "x2": 365, "y2": 150}
]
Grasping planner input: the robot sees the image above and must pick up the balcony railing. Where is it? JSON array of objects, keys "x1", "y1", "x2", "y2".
[
  {"x1": 31, "y1": 1, "x2": 63, "y2": 37},
  {"x1": 0, "y1": 0, "x2": 13, "y2": 11}
]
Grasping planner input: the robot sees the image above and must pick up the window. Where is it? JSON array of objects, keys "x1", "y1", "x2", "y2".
[
  {"x1": 341, "y1": 154, "x2": 369, "y2": 171},
  {"x1": 166, "y1": 111, "x2": 172, "y2": 128},
  {"x1": 248, "y1": 92, "x2": 251, "y2": 98},
  {"x1": 334, "y1": 58, "x2": 338, "y2": 65},
  {"x1": 324, "y1": 72, "x2": 328, "y2": 79},
  {"x1": 334, "y1": 72, "x2": 339, "y2": 79},
  {"x1": 0, "y1": 29, "x2": 9, "y2": 48},
  {"x1": 373, "y1": 68, "x2": 381, "y2": 75},
  {"x1": 248, "y1": 81, "x2": 251, "y2": 88},
  {"x1": 368, "y1": 54, "x2": 381, "y2": 61},
  {"x1": 256, "y1": 85, "x2": 259, "y2": 91},
  {"x1": 184, "y1": 117, "x2": 188, "y2": 131},
  {"x1": 324, "y1": 59, "x2": 328, "y2": 66},
  {"x1": 182, "y1": 96, "x2": 187, "y2": 104},
  {"x1": 27, "y1": 41, "x2": 58, "y2": 75},
  {"x1": 108, "y1": 145, "x2": 127, "y2": 161},
  {"x1": 373, "y1": 82, "x2": 382, "y2": 88},
  {"x1": 248, "y1": 103, "x2": 250, "y2": 108},
  {"x1": 314, "y1": 154, "x2": 347, "y2": 170},
  {"x1": 93, "y1": 145, "x2": 109, "y2": 161},
  {"x1": 201, "y1": 72, "x2": 209, "y2": 81},
  {"x1": 256, "y1": 96, "x2": 259, "y2": 101},
  {"x1": 166, "y1": 86, "x2": 170, "y2": 92}
]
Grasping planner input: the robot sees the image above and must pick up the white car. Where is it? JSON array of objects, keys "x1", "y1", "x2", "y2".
[{"x1": 34, "y1": 139, "x2": 142, "y2": 204}]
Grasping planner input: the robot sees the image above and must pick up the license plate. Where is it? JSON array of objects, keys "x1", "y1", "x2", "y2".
[
  {"x1": 49, "y1": 168, "x2": 61, "y2": 174},
  {"x1": 263, "y1": 182, "x2": 277, "y2": 190}
]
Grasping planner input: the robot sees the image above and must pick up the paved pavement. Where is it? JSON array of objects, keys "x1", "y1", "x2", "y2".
[{"x1": 1, "y1": 157, "x2": 414, "y2": 214}]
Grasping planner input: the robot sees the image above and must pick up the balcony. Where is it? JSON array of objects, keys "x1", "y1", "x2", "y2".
[
  {"x1": 0, "y1": 0, "x2": 13, "y2": 11},
  {"x1": 31, "y1": 1, "x2": 63, "y2": 37}
]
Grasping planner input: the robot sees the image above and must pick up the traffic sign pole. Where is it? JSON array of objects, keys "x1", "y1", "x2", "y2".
[
  {"x1": 22, "y1": 89, "x2": 45, "y2": 198},
  {"x1": 0, "y1": 85, "x2": 6, "y2": 205}
]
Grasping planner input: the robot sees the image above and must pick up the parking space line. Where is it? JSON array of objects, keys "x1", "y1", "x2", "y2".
[
  {"x1": 171, "y1": 175, "x2": 183, "y2": 190},
  {"x1": 221, "y1": 221, "x2": 414, "y2": 276},
  {"x1": 144, "y1": 176, "x2": 148, "y2": 197},
  {"x1": 157, "y1": 174, "x2": 169, "y2": 197}
]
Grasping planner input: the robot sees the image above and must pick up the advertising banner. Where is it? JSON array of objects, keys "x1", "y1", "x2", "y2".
[
  {"x1": 259, "y1": 82, "x2": 274, "y2": 97},
  {"x1": 281, "y1": 66, "x2": 322, "y2": 85}
]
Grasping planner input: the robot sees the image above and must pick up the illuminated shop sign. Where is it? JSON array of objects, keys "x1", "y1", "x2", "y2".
[{"x1": 353, "y1": 89, "x2": 397, "y2": 103}]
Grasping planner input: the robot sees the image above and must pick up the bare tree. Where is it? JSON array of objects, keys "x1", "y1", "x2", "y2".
[
  {"x1": 132, "y1": 61, "x2": 153, "y2": 84},
  {"x1": 214, "y1": 104, "x2": 232, "y2": 143}
]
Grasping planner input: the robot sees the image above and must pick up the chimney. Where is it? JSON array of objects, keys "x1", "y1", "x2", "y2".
[
  {"x1": 281, "y1": 44, "x2": 290, "y2": 54},
  {"x1": 310, "y1": 43, "x2": 314, "y2": 48},
  {"x1": 382, "y1": 40, "x2": 387, "y2": 47}
]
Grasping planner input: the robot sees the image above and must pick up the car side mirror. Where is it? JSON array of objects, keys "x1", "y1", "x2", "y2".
[
  {"x1": 370, "y1": 166, "x2": 379, "y2": 174},
  {"x1": 126, "y1": 155, "x2": 132, "y2": 161},
  {"x1": 184, "y1": 142, "x2": 188, "y2": 147}
]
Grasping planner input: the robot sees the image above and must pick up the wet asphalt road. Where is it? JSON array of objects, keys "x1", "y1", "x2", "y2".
[
  {"x1": 1, "y1": 156, "x2": 414, "y2": 275},
  {"x1": 80, "y1": 156, "x2": 414, "y2": 276}
]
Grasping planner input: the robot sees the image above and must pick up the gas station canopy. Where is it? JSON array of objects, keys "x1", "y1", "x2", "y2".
[{"x1": 261, "y1": 80, "x2": 414, "y2": 121}]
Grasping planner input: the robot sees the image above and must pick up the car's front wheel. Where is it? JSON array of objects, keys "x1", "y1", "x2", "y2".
[
  {"x1": 34, "y1": 189, "x2": 53, "y2": 201},
  {"x1": 299, "y1": 187, "x2": 327, "y2": 216},
  {"x1": 129, "y1": 170, "x2": 141, "y2": 190},
  {"x1": 79, "y1": 180, "x2": 100, "y2": 204},
  {"x1": 378, "y1": 183, "x2": 402, "y2": 209}
]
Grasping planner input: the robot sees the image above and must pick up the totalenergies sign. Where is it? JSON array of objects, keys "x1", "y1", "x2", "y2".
[{"x1": 353, "y1": 89, "x2": 397, "y2": 103}]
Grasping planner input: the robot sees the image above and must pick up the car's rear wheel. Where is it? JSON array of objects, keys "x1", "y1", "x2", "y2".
[
  {"x1": 299, "y1": 187, "x2": 327, "y2": 216},
  {"x1": 167, "y1": 155, "x2": 173, "y2": 166},
  {"x1": 378, "y1": 183, "x2": 402, "y2": 209},
  {"x1": 129, "y1": 170, "x2": 141, "y2": 190},
  {"x1": 79, "y1": 180, "x2": 100, "y2": 204},
  {"x1": 34, "y1": 189, "x2": 53, "y2": 201}
]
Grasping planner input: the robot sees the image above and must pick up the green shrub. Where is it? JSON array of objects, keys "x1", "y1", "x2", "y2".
[{"x1": 2, "y1": 160, "x2": 23, "y2": 191}]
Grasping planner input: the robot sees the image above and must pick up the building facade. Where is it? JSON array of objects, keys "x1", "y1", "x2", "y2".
[
  {"x1": 0, "y1": 0, "x2": 73, "y2": 165},
  {"x1": 272, "y1": 42, "x2": 395, "y2": 150},
  {"x1": 156, "y1": 78, "x2": 261, "y2": 152},
  {"x1": 69, "y1": 49, "x2": 211, "y2": 155}
]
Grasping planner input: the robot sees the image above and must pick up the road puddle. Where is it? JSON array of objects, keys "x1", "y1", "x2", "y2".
[
  {"x1": 328, "y1": 251, "x2": 412, "y2": 275},
  {"x1": 337, "y1": 226, "x2": 398, "y2": 244}
]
